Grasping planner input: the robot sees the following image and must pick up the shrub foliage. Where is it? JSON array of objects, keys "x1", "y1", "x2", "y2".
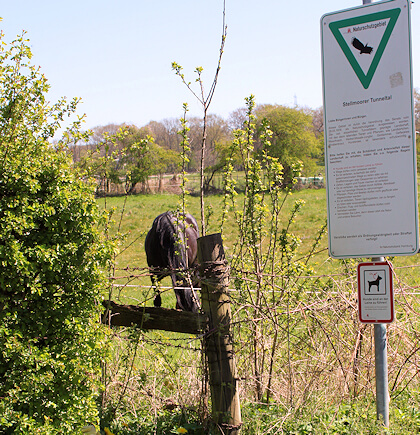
[{"x1": 0, "y1": 32, "x2": 110, "y2": 433}]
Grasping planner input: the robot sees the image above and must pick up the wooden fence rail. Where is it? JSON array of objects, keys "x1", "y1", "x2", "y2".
[{"x1": 101, "y1": 300, "x2": 207, "y2": 335}]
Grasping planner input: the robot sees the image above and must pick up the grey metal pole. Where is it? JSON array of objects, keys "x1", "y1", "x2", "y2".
[
  {"x1": 374, "y1": 323, "x2": 390, "y2": 426},
  {"x1": 371, "y1": 257, "x2": 389, "y2": 427},
  {"x1": 348, "y1": 0, "x2": 390, "y2": 426},
  {"x1": 354, "y1": 0, "x2": 389, "y2": 428}
]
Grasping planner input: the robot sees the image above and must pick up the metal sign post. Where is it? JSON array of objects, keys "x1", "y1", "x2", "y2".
[
  {"x1": 321, "y1": 0, "x2": 417, "y2": 428},
  {"x1": 374, "y1": 323, "x2": 390, "y2": 427},
  {"x1": 362, "y1": 2, "x2": 388, "y2": 428}
]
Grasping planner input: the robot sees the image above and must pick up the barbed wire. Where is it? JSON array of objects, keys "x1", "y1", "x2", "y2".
[{"x1": 109, "y1": 281, "x2": 420, "y2": 296}]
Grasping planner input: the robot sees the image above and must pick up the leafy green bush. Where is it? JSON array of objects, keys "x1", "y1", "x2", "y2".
[{"x1": 0, "y1": 32, "x2": 110, "y2": 433}]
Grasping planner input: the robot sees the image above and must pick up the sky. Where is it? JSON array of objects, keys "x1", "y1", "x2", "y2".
[{"x1": 1, "y1": 0, "x2": 419, "y2": 131}]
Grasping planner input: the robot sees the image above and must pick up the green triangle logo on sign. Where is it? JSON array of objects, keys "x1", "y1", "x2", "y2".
[{"x1": 329, "y1": 8, "x2": 401, "y2": 89}]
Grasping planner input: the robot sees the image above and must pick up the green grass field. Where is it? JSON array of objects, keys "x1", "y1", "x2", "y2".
[
  {"x1": 99, "y1": 188, "x2": 332, "y2": 305},
  {"x1": 99, "y1": 187, "x2": 420, "y2": 301}
]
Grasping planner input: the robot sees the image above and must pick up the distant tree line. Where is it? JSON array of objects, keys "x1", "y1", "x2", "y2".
[
  {"x1": 71, "y1": 90, "x2": 420, "y2": 194},
  {"x1": 70, "y1": 91, "x2": 419, "y2": 194}
]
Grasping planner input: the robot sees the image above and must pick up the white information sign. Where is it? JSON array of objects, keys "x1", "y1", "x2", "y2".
[
  {"x1": 321, "y1": 0, "x2": 418, "y2": 258},
  {"x1": 357, "y1": 261, "x2": 394, "y2": 323}
]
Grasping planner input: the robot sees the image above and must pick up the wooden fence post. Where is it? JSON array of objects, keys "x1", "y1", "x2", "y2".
[{"x1": 197, "y1": 233, "x2": 242, "y2": 434}]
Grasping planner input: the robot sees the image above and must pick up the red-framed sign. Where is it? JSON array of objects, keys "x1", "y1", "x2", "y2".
[{"x1": 357, "y1": 261, "x2": 394, "y2": 323}]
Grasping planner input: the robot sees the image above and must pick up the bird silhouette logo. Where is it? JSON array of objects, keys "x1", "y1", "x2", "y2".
[{"x1": 351, "y1": 37, "x2": 373, "y2": 54}]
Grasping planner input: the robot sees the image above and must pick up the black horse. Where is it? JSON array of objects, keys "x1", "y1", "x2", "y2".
[{"x1": 145, "y1": 211, "x2": 200, "y2": 312}]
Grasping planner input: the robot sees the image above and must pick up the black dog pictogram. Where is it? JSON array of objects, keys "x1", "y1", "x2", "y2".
[{"x1": 368, "y1": 275, "x2": 382, "y2": 292}]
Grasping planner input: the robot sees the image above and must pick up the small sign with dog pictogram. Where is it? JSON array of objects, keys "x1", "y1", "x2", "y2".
[{"x1": 357, "y1": 261, "x2": 394, "y2": 323}]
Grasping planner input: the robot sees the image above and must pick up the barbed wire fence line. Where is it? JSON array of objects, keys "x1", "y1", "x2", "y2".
[{"x1": 101, "y1": 260, "x2": 420, "y2": 429}]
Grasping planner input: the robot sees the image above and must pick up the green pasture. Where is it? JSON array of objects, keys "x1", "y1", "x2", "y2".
[
  {"x1": 99, "y1": 188, "x2": 329, "y2": 268},
  {"x1": 99, "y1": 187, "x2": 420, "y2": 306},
  {"x1": 99, "y1": 188, "x2": 330, "y2": 306}
]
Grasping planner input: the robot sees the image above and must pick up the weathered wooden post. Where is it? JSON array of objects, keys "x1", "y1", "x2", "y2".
[{"x1": 197, "y1": 233, "x2": 241, "y2": 434}]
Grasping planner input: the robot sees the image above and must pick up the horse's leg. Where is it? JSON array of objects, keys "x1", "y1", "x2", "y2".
[
  {"x1": 186, "y1": 271, "x2": 200, "y2": 312},
  {"x1": 151, "y1": 275, "x2": 162, "y2": 308},
  {"x1": 173, "y1": 272, "x2": 200, "y2": 313},
  {"x1": 171, "y1": 272, "x2": 185, "y2": 310}
]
